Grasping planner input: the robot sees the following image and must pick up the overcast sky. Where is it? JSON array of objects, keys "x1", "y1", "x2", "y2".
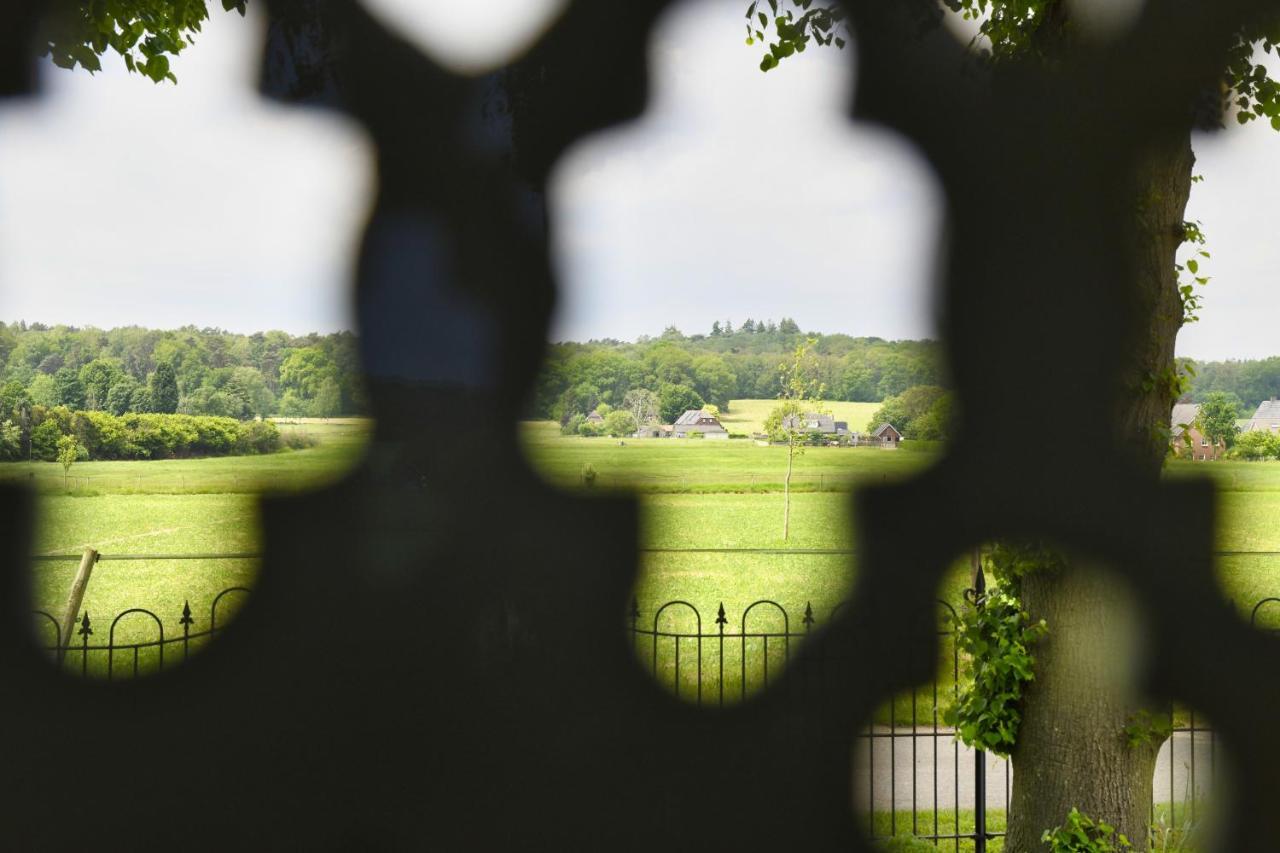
[{"x1": 0, "y1": 0, "x2": 1276, "y2": 361}]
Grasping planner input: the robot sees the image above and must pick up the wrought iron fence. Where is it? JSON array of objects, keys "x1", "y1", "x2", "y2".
[
  {"x1": 32, "y1": 586, "x2": 252, "y2": 679},
  {"x1": 630, "y1": 577, "x2": 1257, "y2": 850}
]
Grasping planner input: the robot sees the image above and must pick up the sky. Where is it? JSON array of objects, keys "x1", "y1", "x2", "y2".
[{"x1": 0, "y1": 0, "x2": 1276, "y2": 361}]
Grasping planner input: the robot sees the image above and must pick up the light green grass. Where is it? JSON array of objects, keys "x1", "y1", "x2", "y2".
[
  {"x1": 718, "y1": 398, "x2": 884, "y2": 436},
  {"x1": 521, "y1": 420, "x2": 932, "y2": 493},
  {"x1": 10, "y1": 421, "x2": 371, "y2": 670}
]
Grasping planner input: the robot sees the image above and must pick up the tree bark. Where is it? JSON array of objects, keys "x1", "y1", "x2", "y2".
[
  {"x1": 1005, "y1": 134, "x2": 1194, "y2": 851},
  {"x1": 1006, "y1": 569, "x2": 1159, "y2": 851}
]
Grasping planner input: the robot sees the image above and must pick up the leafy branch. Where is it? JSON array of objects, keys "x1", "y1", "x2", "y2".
[{"x1": 39, "y1": 0, "x2": 247, "y2": 84}]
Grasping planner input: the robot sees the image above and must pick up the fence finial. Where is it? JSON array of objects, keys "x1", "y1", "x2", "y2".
[
  {"x1": 803, "y1": 601, "x2": 814, "y2": 628},
  {"x1": 78, "y1": 611, "x2": 92, "y2": 638},
  {"x1": 180, "y1": 601, "x2": 194, "y2": 628},
  {"x1": 715, "y1": 603, "x2": 727, "y2": 626}
]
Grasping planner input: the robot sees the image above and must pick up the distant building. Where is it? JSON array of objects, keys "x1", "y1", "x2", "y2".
[
  {"x1": 672, "y1": 409, "x2": 728, "y2": 439},
  {"x1": 1242, "y1": 398, "x2": 1280, "y2": 434},
  {"x1": 585, "y1": 410, "x2": 605, "y2": 424},
  {"x1": 1171, "y1": 402, "x2": 1225, "y2": 461},
  {"x1": 871, "y1": 423, "x2": 902, "y2": 448},
  {"x1": 781, "y1": 412, "x2": 850, "y2": 435},
  {"x1": 634, "y1": 423, "x2": 671, "y2": 439}
]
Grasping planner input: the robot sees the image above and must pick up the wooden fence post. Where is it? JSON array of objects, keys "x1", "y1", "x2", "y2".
[{"x1": 59, "y1": 547, "x2": 98, "y2": 661}]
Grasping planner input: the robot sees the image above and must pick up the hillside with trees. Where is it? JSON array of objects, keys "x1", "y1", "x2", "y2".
[
  {"x1": 533, "y1": 320, "x2": 945, "y2": 423},
  {"x1": 0, "y1": 321, "x2": 363, "y2": 421},
  {"x1": 1183, "y1": 356, "x2": 1280, "y2": 410}
]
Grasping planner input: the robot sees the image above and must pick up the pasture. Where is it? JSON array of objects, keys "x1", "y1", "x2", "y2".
[
  {"x1": 2, "y1": 419, "x2": 371, "y2": 657},
  {"x1": 523, "y1": 419, "x2": 1280, "y2": 704}
]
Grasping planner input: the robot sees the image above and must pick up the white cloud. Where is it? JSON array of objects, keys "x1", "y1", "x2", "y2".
[{"x1": 0, "y1": 6, "x2": 374, "y2": 336}]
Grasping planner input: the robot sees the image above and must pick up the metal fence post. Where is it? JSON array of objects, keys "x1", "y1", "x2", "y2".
[{"x1": 972, "y1": 554, "x2": 987, "y2": 853}]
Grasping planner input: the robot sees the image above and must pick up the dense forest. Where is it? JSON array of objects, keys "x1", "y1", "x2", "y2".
[
  {"x1": 0, "y1": 321, "x2": 363, "y2": 420},
  {"x1": 1183, "y1": 356, "x2": 1280, "y2": 411},
  {"x1": 531, "y1": 320, "x2": 945, "y2": 421}
]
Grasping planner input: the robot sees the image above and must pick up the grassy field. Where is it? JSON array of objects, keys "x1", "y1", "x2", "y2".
[
  {"x1": 3, "y1": 419, "x2": 371, "y2": 663},
  {"x1": 523, "y1": 420, "x2": 1280, "y2": 707},
  {"x1": 521, "y1": 421, "x2": 934, "y2": 492}
]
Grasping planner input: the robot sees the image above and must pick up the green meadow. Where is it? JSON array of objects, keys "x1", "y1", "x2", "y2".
[
  {"x1": 3, "y1": 420, "x2": 370, "y2": 658},
  {"x1": 8, "y1": 401, "x2": 1280, "y2": 689}
]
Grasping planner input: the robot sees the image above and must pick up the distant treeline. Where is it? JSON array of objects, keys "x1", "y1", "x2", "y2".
[
  {"x1": 1183, "y1": 357, "x2": 1280, "y2": 411},
  {"x1": 533, "y1": 320, "x2": 945, "y2": 420},
  {"x1": 0, "y1": 321, "x2": 363, "y2": 421}
]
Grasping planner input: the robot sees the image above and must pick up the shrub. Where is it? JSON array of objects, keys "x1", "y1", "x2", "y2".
[
  {"x1": 581, "y1": 463, "x2": 597, "y2": 488},
  {"x1": 603, "y1": 410, "x2": 638, "y2": 437},
  {"x1": 281, "y1": 428, "x2": 318, "y2": 451},
  {"x1": 1042, "y1": 808, "x2": 1132, "y2": 852},
  {"x1": 577, "y1": 420, "x2": 606, "y2": 437},
  {"x1": 30, "y1": 420, "x2": 62, "y2": 461},
  {"x1": 561, "y1": 414, "x2": 586, "y2": 436}
]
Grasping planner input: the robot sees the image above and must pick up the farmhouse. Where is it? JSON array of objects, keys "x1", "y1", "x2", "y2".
[
  {"x1": 634, "y1": 424, "x2": 672, "y2": 439},
  {"x1": 1242, "y1": 397, "x2": 1280, "y2": 433},
  {"x1": 782, "y1": 412, "x2": 850, "y2": 435},
  {"x1": 1171, "y1": 402, "x2": 1226, "y2": 461},
  {"x1": 871, "y1": 423, "x2": 902, "y2": 447},
  {"x1": 673, "y1": 410, "x2": 728, "y2": 439},
  {"x1": 585, "y1": 410, "x2": 605, "y2": 425}
]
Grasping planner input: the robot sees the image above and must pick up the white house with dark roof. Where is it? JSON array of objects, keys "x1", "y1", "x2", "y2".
[
  {"x1": 781, "y1": 412, "x2": 850, "y2": 435},
  {"x1": 672, "y1": 409, "x2": 728, "y2": 438}
]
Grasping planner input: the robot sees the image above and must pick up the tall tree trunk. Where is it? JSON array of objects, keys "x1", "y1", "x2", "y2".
[{"x1": 1005, "y1": 135, "x2": 1194, "y2": 851}]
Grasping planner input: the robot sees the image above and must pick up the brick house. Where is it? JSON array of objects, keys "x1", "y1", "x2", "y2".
[{"x1": 1171, "y1": 402, "x2": 1226, "y2": 461}]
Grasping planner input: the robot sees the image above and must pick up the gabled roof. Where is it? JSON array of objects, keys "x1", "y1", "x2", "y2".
[
  {"x1": 1170, "y1": 403, "x2": 1199, "y2": 438},
  {"x1": 1251, "y1": 398, "x2": 1280, "y2": 426},
  {"x1": 872, "y1": 422, "x2": 900, "y2": 437},
  {"x1": 674, "y1": 409, "x2": 707, "y2": 425}
]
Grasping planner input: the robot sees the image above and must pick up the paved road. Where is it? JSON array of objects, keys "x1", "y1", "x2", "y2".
[{"x1": 852, "y1": 728, "x2": 1219, "y2": 813}]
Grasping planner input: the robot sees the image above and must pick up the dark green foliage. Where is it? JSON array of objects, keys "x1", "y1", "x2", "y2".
[
  {"x1": 944, "y1": 587, "x2": 1048, "y2": 756},
  {"x1": 0, "y1": 322, "x2": 362, "y2": 423},
  {"x1": 53, "y1": 367, "x2": 85, "y2": 410},
  {"x1": 1185, "y1": 356, "x2": 1280, "y2": 410},
  {"x1": 1042, "y1": 808, "x2": 1132, "y2": 852},
  {"x1": 869, "y1": 386, "x2": 951, "y2": 439},
  {"x1": 30, "y1": 420, "x2": 62, "y2": 462},
  {"x1": 25, "y1": 406, "x2": 280, "y2": 461},
  {"x1": 39, "y1": 0, "x2": 247, "y2": 84},
  {"x1": 944, "y1": 543, "x2": 1060, "y2": 756},
  {"x1": 658, "y1": 384, "x2": 705, "y2": 424},
  {"x1": 150, "y1": 362, "x2": 180, "y2": 414}
]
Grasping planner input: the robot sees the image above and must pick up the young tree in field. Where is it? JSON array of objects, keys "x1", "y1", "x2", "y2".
[
  {"x1": 1195, "y1": 391, "x2": 1241, "y2": 451},
  {"x1": 56, "y1": 433, "x2": 84, "y2": 490},
  {"x1": 750, "y1": 0, "x2": 1280, "y2": 845},
  {"x1": 764, "y1": 339, "x2": 824, "y2": 542},
  {"x1": 149, "y1": 362, "x2": 179, "y2": 414}
]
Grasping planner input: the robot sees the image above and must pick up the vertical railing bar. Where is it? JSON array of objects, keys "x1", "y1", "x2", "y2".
[{"x1": 1190, "y1": 707, "x2": 1197, "y2": 824}]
